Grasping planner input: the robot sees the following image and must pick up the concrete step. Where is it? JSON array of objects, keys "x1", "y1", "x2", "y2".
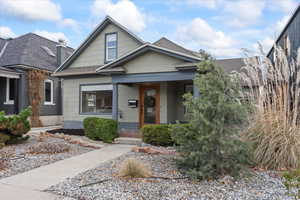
[{"x1": 114, "y1": 137, "x2": 142, "y2": 145}]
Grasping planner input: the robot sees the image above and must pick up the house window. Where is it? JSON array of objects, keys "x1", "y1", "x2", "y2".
[
  {"x1": 105, "y1": 33, "x2": 117, "y2": 62},
  {"x1": 5, "y1": 78, "x2": 15, "y2": 104},
  {"x1": 44, "y1": 79, "x2": 54, "y2": 105},
  {"x1": 283, "y1": 35, "x2": 290, "y2": 56},
  {"x1": 80, "y1": 84, "x2": 113, "y2": 114}
]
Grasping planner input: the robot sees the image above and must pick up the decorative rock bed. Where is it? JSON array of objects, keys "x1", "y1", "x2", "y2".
[
  {"x1": 46, "y1": 149, "x2": 292, "y2": 200},
  {"x1": 0, "y1": 134, "x2": 96, "y2": 179}
]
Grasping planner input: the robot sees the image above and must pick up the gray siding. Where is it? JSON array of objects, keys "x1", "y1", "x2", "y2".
[
  {"x1": 123, "y1": 51, "x2": 182, "y2": 74},
  {"x1": 0, "y1": 77, "x2": 16, "y2": 114},
  {"x1": 69, "y1": 23, "x2": 141, "y2": 68},
  {"x1": 269, "y1": 8, "x2": 300, "y2": 60},
  {"x1": 40, "y1": 76, "x2": 62, "y2": 116},
  {"x1": 0, "y1": 70, "x2": 62, "y2": 116},
  {"x1": 62, "y1": 76, "x2": 113, "y2": 124}
]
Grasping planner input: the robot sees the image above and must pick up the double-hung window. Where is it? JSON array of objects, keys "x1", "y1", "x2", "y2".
[
  {"x1": 5, "y1": 78, "x2": 15, "y2": 104},
  {"x1": 105, "y1": 33, "x2": 117, "y2": 62},
  {"x1": 80, "y1": 84, "x2": 113, "y2": 114},
  {"x1": 44, "y1": 79, "x2": 54, "y2": 105}
]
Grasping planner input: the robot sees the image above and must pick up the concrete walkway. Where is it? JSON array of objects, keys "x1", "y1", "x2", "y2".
[{"x1": 0, "y1": 144, "x2": 133, "y2": 200}]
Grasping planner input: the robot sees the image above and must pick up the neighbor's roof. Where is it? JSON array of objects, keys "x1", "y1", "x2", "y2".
[
  {"x1": 0, "y1": 33, "x2": 74, "y2": 72},
  {"x1": 267, "y1": 4, "x2": 300, "y2": 57},
  {"x1": 153, "y1": 37, "x2": 201, "y2": 58},
  {"x1": 55, "y1": 15, "x2": 145, "y2": 73},
  {"x1": 175, "y1": 58, "x2": 247, "y2": 73}
]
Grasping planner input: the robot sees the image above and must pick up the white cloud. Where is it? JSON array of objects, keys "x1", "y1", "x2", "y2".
[
  {"x1": 223, "y1": 0, "x2": 266, "y2": 28},
  {"x1": 0, "y1": 0, "x2": 79, "y2": 32},
  {"x1": 253, "y1": 37, "x2": 275, "y2": 54},
  {"x1": 186, "y1": 0, "x2": 222, "y2": 9},
  {"x1": 268, "y1": 0, "x2": 298, "y2": 14},
  {"x1": 59, "y1": 18, "x2": 80, "y2": 32},
  {"x1": 275, "y1": 15, "x2": 291, "y2": 33},
  {"x1": 0, "y1": 26, "x2": 16, "y2": 39},
  {"x1": 175, "y1": 18, "x2": 240, "y2": 57},
  {"x1": 34, "y1": 30, "x2": 69, "y2": 44},
  {"x1": 0, "y1": 0, "x2": 62, "y2": 21},
  {"x1": 91, "y1": 0, "x2": 146, "y2": 32}
]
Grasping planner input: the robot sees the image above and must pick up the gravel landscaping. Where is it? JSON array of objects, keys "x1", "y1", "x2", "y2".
[
  {"x1": 0, "y1": 134, "x2": 95, "y2": 179},
  {"x1": 46, "y1": 149, "x2": 292, "y2": 200}
]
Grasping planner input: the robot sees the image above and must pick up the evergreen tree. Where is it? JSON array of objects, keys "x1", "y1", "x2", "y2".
[{"x1": 172, "y1": 57, "x2": 251, "y2": 180}]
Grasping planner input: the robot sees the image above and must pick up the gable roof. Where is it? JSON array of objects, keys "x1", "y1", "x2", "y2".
[
  {"x1": 55, "y1": 16, "x2": 145, "y2": 73},
  {"x1": 153, "y1": 37, "x2": 201, "y2": 58},
  {"x1": 267, "y1": 4, "x2": 300, "y2": 57},
  {"x1": 96, "y1": 43, "x2": 202, "y2": 72},
  {"x1": 0, "y1": 33, "x2": 74, "y2": 72}
]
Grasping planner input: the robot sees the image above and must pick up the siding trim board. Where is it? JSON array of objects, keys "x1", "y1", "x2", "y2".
[
  {"x1": 97, "y1": 44, "x2": 201, "y2": 72},
  {"x1": 112, "y1": 71, "x2": 195, "y2": 83}
]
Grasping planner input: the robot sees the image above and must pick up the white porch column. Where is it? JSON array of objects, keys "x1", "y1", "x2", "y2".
[{"x1": 112, "y1": 83, "x2": 118, "y2": 121}]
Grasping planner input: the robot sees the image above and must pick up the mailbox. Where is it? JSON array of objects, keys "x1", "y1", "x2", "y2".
[{"x1": 128, "y1": 99, "x2": 138, "y2": 108}]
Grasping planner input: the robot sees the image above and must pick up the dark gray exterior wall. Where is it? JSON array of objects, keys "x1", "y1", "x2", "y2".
[
  {"x1": 0, "y1": 69, "x2": 62, "y2": 116},
  {"x1": 40, "y1": 76, "x2": 62, "y2": 116},
  {"x1": 268, "y1": 7, "x2": 300, "y2": 60},
  {"x1": 0, "y1": 77, "x2": 16, "y2": 114}
]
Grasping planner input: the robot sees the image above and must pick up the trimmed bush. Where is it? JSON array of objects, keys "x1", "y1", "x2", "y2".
[
  {"x1": 141, "y1": 124, "x2": 173, "y2": 146},
  {"x1": 0, "y1": 107, "x2": 32, "y2": 147},
  {"x1": 83, "y1": 117, "x2": 118, "y2": 143}
]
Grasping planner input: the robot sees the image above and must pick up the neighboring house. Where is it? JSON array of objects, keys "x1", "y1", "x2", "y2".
[
  {"x1": 0, "y1": 33, "x2": 73, "y2": 126},
  {"x1": 54, "y1": 16, "x2": 246, "y2": 135},
  {"x1": 268, "y1": 4, "x2": 300, "y2": 60}
]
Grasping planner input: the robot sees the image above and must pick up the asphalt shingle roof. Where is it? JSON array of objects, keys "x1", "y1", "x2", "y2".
[
  {"x1": 0, "y1": 33, "x2": 74, "y2": 72},
  {"x1": 153, "y1": 37, "x2": 201, "y2": 58}
]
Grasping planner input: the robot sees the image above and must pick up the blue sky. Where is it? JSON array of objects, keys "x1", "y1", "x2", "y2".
[{"x1": 0, "y1": 0, "x2": 299, "y2": 58}]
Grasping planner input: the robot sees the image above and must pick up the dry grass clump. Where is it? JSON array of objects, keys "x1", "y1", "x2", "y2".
[
  {"x1": 0, "y1": 149, "x2": 14, "y2": 171},
  {"x1": 27, "y1": 142, "x2": 71, "y2": 154},
  {"x1": 118, "y1": 158, "x2": 152, "y2": 178},
  {"x1": 239, "y1": 45, "x2": 300, "y2": 169}
]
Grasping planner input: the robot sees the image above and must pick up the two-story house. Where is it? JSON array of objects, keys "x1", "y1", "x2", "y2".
[{"x1": 54, "y1": 16, "x2": 246, "y2": 136}]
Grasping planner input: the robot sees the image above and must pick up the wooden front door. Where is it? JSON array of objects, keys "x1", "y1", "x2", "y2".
[{"x1": 139, "y1": 84, "x2": 160, "y2": 127}]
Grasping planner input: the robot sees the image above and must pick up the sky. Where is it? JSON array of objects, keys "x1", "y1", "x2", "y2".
[{"x1": 0, "y1": 0, "x2": 299, "y2": 58}]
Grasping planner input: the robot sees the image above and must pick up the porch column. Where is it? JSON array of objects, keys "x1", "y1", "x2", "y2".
[
  {"x1": 112, "y1": 83, "x2": 118, "y2": 121},
  {"x1": 193, "y1": 82, "x2": 200, "y2": 98}
]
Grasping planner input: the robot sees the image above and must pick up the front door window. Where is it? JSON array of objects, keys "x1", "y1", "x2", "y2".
[
  {"x1": 140, "y1": 85, "x2": 160, "y2": 127},
  {"x1": 144, "y1": 89, "x2": 156, "y2": 124}
]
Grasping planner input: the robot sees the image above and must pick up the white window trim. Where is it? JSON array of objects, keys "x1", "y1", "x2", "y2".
[
  {"x1": 105, "y1": 33, "x2": 117, "y2": 62},
  {"x1": 4, "y1": 77, "x2": 14, "y2": 105},
  {"x1": 44, "y1": 79, "x2": 55, "y2": 105},
  {"x1": 80, "y1": 84, "x2": 113, "y2": 114}
]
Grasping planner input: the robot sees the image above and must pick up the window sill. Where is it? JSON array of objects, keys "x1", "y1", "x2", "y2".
[
  {"x1": 44, "y1": 102, "x2": 56, "y2": 106},
  {"x1": 4, "y1": 101, "x2": 14, "y2": 105},
  {"x1": 79, "y1": 112, "x2": 112, "y2": 116}
]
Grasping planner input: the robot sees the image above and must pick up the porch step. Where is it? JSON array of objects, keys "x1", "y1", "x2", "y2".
[{"x1": 114, "y1": 137, "x2": 142, "y2": 145}]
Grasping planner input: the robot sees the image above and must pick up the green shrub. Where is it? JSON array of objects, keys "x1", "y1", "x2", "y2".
[
  {"x1": 141, "y1": 124, "x2": 173, "y2": 146},
  {"x1": 171, "y1": 58, "x2": 252, "y2": 180},
  {"x1": 0, "y1": 112, "x2": 8, "y2": 130},
  {"x1": 83, "y1": 117, "x2": 118, "y2": 143},
  {"x1": 0, "y1": 107, "x2": 32, "y2": 147},
  {"x1": 7, "y1": 107, "x2": 32, "y2": 136},
  {"x1": 283, "y1": 169, "x2": 300, "y2": 199}
]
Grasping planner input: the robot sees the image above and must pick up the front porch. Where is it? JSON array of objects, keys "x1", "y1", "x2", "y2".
[{"x1": 111, "y1": 71, "x2": 198, "y2": 135}]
